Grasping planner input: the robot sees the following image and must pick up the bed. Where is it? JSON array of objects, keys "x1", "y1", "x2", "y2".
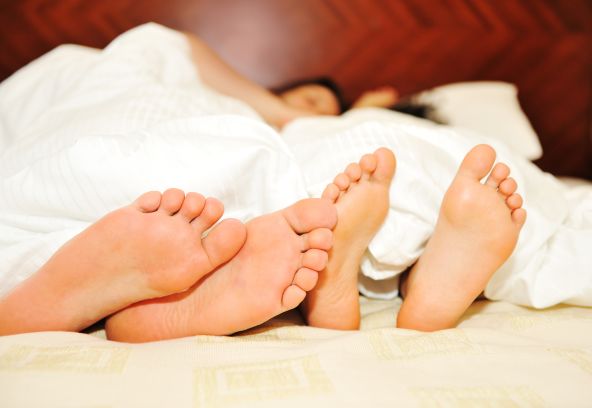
[
  {"x1": 0, "y1": 1, "x2": 591, "y2": 407},
  {"x1": 2, "y1": 299, "x2": 592, "y2": 406}
]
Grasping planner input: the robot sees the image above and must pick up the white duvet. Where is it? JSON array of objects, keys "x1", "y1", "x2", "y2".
[{"x1": 0, "y1": 23, "x2": 590, "y2": 308}]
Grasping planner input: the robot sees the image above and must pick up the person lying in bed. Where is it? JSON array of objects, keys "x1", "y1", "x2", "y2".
[
  {"x1": 181, "y1": 31, "x2": 403, "y2": 127},
  {"x1": 0, "y1": 143, "x2": 526, "y2": 342}
]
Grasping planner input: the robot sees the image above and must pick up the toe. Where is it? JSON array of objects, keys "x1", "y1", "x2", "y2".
[
  {"x1": 283, "y1": 198, "x2": 338, "y2": 233},
  {"x1": 512, "y1": 208, "x2": 527, "y2": 227},
  {"x1": 134, "y1": 191, "x2": 162, "y2": 213},
  {"x1": 159, "y1": 188, "x2": 185, "y2": 215},
  {"x1": 359, "y1": 153, "x2": 378, "y2": 179},
  {"x1": 292, "y1": 268, "x2": 319, "y2": 291},
  {"x1": 371, "y1": 147, "x2": 397, "y2": 182},
  {"x1": 333, "y1": 173, "x2": 350, "y2": 190},
  {"x1": 457, "y1": 144, "x2": 496, "y2": 180},
  {"x1": 191, "y1": 197, "x2": 224, "y2": 232},
  {"x1": 301, "y1": 249, "x2": 329, "y2": 271},
  {"x1": 485, "y1": 163, "x2": 510, "y2": 189},
  {"x1": 281, "y1": 285, "x2": 307, "y2": 309},
  {"x1": 201, "y1": 218, "x2": 247, "y2": 269},
  {"x1": 345, "y1": 162, "x2": 362, "y2": 182},
  {"x1": 299, "y1": 228, "x2": 333, "y2": 251},
  {"x1": 322, "y1": 184, "x2": 340, "y2": 203},
  {"x1": 499, "y1": 178, "x2": 518, "y2": 197},
  {"x1": 506, "y1": 193, "x2": 523, "y2": 210},
  {"x1": 176, "y1": 192, "x2": 206, "y2": 222}
]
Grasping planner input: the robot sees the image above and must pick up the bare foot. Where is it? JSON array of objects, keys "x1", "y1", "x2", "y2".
[
  {"x1": 105, "y1": 198, "x2": 337, "y2": 342},
  {"x1": 301, "y1": 148, "x2": 397, "y2": 329},
  {"x1": 397, "y1": 144, "x2": 527, "y2": 331},
  {"x1": 0, "y1": 189, "x2": 246, "y2": 335}
]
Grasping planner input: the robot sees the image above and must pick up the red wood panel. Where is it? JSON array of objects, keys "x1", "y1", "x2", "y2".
[{"x1": 0, "y1": 0, "x2": 590, "y2": 178}]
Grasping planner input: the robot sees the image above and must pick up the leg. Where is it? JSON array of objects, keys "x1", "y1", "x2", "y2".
[
  {"x1": 0, "y1": 189, "x2": 246, "y2": 335},
  {"x1": 397, "y1": 144, "x2": 527, "y2": 331},
  {"x1": 301, "y1": 148, "x2": 396, "y2": 330},
  {"x1": 105, "y1": 198, "x2": 338, "y2": 342}
]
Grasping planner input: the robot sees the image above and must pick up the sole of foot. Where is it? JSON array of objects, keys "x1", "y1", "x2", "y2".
[
  {"x1": 0, "y1": 189, "x2": 246, "y2": 334},
  {"x1": 302, "y1": 147, "x2": 397, "y2": 330},
  {"x1": 397, "y1": 144, "x2": 527, "y2": 331},
  {"x1": 105, "y1": 198, "x2": 338, "y2": 342}
]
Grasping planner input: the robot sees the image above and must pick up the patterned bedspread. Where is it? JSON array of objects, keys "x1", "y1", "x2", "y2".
[{"x1": 1, "y1": 297, "x2": 591, "y2": 407}]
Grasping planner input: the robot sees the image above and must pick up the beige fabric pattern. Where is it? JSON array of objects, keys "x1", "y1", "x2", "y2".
[{"x1": 1, "y1": 298, "x2": 591, "y2": 407}]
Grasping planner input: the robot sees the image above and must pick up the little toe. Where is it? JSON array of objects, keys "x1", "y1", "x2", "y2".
[
  {"x1": 283, "y1": 198, "x2": 338, "y2": 233},
  {"x1": 506, "y1": 193, "x2": 523, "y2": 210},
  {"x1": 499, "y1": 178, "x2": 518, "y2": 197},
  {"x1": 301, "y1": 249, "x2": 329, "y2": 271},
  {"x1": 134, "y1": 191, "x2": 162, "y2": 213},
  {"x1": 191, "y1": 197, "x2": 224, "y2": 232},
  {"x1": 281, "y1": 285, "x2": 307, "y2": 309},
  {"x1": 359, "y1": 153, "x2": 378, "y2": 179},
  {"x1": 293, "y1": 268, "x2": 319, "y2": 291},
  {"x1": 202, "y1": 218, "x2": 247, "y2": 269},
  {"x1": 159, "y1": 188, "x2": 186, "y2": 215},
  {"x1": 322, "y1": 184, "x2": 340, "y2": 203},
  {"x1": 299, "y1": 228, "x2": 334, "y2": 251},
  {"x1": 345, "y1": 162, "x2": 362, "y2": 182},
  {"x1": 176, "y1": 192, "x2": 206, "y2": 222},
  {"x1": 485, "y1": 163, "x2": 510, "y2": 189},
  {"x1": 333, "y1": 173, "x2": 350, "y2": 190},
  {"x1": 512, "y1": 208, "x2": 527, "y2": 227}
]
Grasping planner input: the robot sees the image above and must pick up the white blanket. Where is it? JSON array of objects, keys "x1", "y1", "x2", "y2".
[
  {"x1": 0, "y1": 23, "x2": 591, "y2": 308},
  {"x1": 283, "y1": 113, "x2": 592, "y2": 307}
]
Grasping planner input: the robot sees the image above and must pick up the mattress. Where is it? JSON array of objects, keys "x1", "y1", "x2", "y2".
[{"x1": 1, "y1": 297, "x2": 591, "y2": 407}]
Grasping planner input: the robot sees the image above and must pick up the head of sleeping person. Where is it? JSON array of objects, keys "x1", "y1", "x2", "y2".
[
  {"x1": 273, "y1": 77, "x2": 347, "y2": 116},
  {"x1": 274, "y1": 77, "x2": 438, "y2": 122}
]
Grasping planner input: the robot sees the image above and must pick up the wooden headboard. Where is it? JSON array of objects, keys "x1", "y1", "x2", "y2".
[{"x1": 1, "y1": 0, "x2": 590, "y2": 179}]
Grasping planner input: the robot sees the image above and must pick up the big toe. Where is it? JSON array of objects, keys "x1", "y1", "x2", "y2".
[
  {"x1": 202, "y1": 218, "x2": 247, "y2": 269},
  {"x1": 371, "y1": 147, "x2": 397, "y2": 183},
  {"x1": 458, "y1": 144, "x2": 497, "y2": 180},
  {"x1": 283, "y1": 198, "x2": 338, "y2": 234}
]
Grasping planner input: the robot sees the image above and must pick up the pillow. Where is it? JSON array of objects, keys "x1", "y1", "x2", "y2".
[{"x1": 416, "y1": 81, "x2": 543, "y2": 160}]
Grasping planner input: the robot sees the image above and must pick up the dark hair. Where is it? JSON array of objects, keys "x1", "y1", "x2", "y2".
[
  {"x1": 273, "y1": 77, "x2": 444, "y2": 123},
  {"x1": 389, "y1": 97, "x2": 445, "y2": 124},
  {"x1": 272, "y1": 77, "x2": 348, "y2": 113}
]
